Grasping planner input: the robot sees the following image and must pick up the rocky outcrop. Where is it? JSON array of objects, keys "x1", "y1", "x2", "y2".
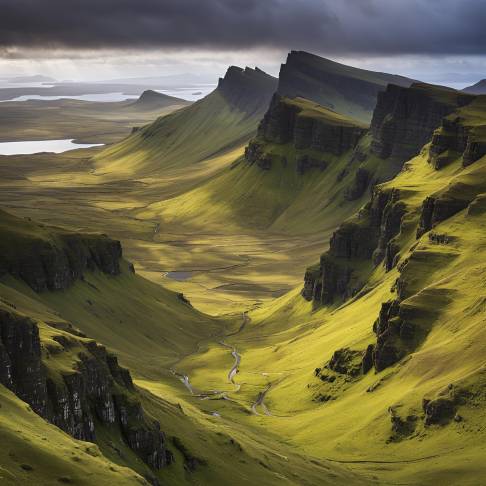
[
  {"x1": 416, "y1": 193, "x2": 471, "y2": 238},
  {"x1": 0, "y1": 211, "x2": 123, "y2": 292},
  {"x1": 302, "y1": 188, "x2": 405, "y2": 306},
  {"x1": 371, "y1": 83, "x2": 472, "y2": 163},
  {"x1": 327, "y1": 348, "x2": 362, "y2": 377},
  {"x1": 255, "y1": 94, "x2": 366, "y2": 156},
  {"x1": 0, "y1": 307, "x2": 170, "y2": 471},
  {"x1": 217, "y1": 66, "x2": 278, "y2": 116},
  {"x1": 344, "y1": 168, "x2": 371, "y2": 201},
  {"x1": 277, "y1": 50, "x2": 414, "y2": 121},
  {"x1": 428, "y1": 116, "x2": 486, "y2": 169}
]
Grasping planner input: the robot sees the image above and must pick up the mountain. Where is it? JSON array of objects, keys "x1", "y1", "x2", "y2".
[
  {"x1": 6, "y1": 74, "x2": 57, "y2": 83},
  {"x1": 93, "y1": 66, "x2": 278, "y2": 179},
  {"x1": 129, "y1": 89, "x2": 189, "y2": 110},
  {"x1": 0, "y1": 209, "x2": 357, "y2": 485},
  {"x1": 241, "y1": 82, "x2": 486, "y2": 482},
  {"x1": 463, "y1": 79, "x2": 486, "y2": 94},
  {"x1": 277, "y1": 51, "x2": 416, "y2": 123}
]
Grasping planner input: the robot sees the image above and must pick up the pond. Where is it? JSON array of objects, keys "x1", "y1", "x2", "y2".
[{"x1": 0, "y1": 139, "x2": 104, "y2": 155}]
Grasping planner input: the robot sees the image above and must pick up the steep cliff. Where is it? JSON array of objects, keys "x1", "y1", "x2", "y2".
[
  {"x1": 0, "y1": 307, "x2": 170, "y2": 473},
  {"x1": 370, "y1": 83, "x2": 473, "y2": 163},
  {"x1": 277, "y1": 51, "x2": 414, "y2": 123},
  {"x1": 245, "y1": 95, "x2": 367, "y2": 172},
  {"x1": 216, "y1": 66, "x2": 278, "y2": 115},
  {"x1": 302, "y1": 187, "x2": 405, "y2": 305},
  {"x1": 0, "y1": 209, "x2": 122, "y2": 292}
]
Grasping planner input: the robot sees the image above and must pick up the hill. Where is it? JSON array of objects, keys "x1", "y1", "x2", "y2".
[
  {"x1": 202, "y1": 83, "x2": 486, "y2": 484},
  {"x1": 277, "y1": 51, "x2": 416, "y2": 123},
  {"x1": 93, "y1": 66, "x2": 278, "y2": 179},
  {"x1": 129, "y1": 89, "x2": 187, "y2": 109},
  {"x1": 463, "y1": 79, "x2": 486, "y2": 94},
  {"x1": 0, "y1": 209, "x2": 361, "y2": 485}
]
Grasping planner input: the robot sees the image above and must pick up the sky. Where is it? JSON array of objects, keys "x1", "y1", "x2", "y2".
[{"x1": 0, "y1": 0, "x2": 485, "y2": 88}]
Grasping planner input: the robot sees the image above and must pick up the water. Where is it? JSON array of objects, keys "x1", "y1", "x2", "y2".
[
  {"x1": 0, "y1": 139, "x2": 104, "y2": 155},
  {"x1": 165, "y1": 271, "x2": 192, "y2": 281},
  {"x1": 0, "y1": 92, "x2": 139, "y2": 103},
  {"x1": 0, "y1": 84, "x2": 217, "y2": 103}
]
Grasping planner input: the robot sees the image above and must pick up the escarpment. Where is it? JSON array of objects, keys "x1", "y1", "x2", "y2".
[
  {"x1": 245, "y1": 95, "x2": 367, "y2": 173},
  {"x1": 0, "y1": 209, "x2": 123, "y2": 292},
  {"x1": 216, "y1": 66, "x2": 278, "y2": 115},
  {"x1": 276, "y1": 50, "x2": 414, "y2": 122},
  {"x1": 0, "y1": 307, "x2": 171, "y2": 471},
  {"x1": 428, "y1": 115, "x2": 486, "y2": 169},
  {"x1": 371, "y1": 83, "x2": 473, "y2": 163},
  {"x1": 302, "y1": 187, "x2": 405, "y2": 305}
]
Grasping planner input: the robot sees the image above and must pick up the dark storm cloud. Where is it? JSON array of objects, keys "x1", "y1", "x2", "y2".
[{"x1": 0, "y1": 0, "x2": 485, "y2": 55}]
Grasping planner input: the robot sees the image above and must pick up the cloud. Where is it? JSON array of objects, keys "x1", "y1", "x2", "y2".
[{"x1": 0, "y1": 0, "x2": 485, "y2": 56}]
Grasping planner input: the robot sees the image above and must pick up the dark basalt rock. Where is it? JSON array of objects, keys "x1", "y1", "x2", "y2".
[
  {"x1": 463, "y1": 140, "x2": 486, "y2": 167},
  {"x1": 0, "y1": 231, "x2": 122, "y2": 293},
  {"x1": 327, "y1": 348, "x2": 362, "y2": 377},
  {"x1": 217, "y1": 66, "x2": 278, "y2": 116},
  {"x1": 428, "y1": 117, "x2": 468, "y2": 169},
  {"x1": 370, "y1": 83, "x2": 471, "y2": 163},
  {"x1": 416, "y1": 195, "x2": 470, "y2": 238},
  {"x1": 302, "y1": 187, "x2": 405, "y2": 306},
  {"x1": 361, "y1": 344, "x2": 375, "y2": 374},
  {"x1": 372, "y1": 299, "x2": 411, "y2": 372},
  {"x1": 389, "y1": 407, "x2": 417, "y2": 438},
  {"x1": 0, "y1": 307, "x2": 169, "y2": 471},
  {"x1": 428, "y1": 116, "x2": 486, "y2": 169},
  {"x1": 302, "y1": 255, "x2": 353, "y2": 305},
  {"x1": 344, "y1": 168, "x2": 371, "y2": 201},
  {"x1": 252, "y1": 94, "x2": 366, "y2": 160},
  {"x1": 296, "y1": 154, "x2": 327, "y2": 174},
  {"x1": 423, "y1": 397, "x2": 456, "y2": 425}
]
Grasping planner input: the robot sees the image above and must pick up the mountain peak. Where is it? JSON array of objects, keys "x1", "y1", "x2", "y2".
[{"x1": 216, "y1": 65, "x2": 277, "y2": 114}]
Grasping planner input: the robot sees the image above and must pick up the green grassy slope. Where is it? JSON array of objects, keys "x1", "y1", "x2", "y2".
[
  {"x1": 0, "y1": 210, "x2": 365, "y2": 485},
  {"x1": 93, "y1": 67, "x2": 277, "y2": 179},
  {"x1": 173, "y1": 93, "x2": 486, "y2": 484}
]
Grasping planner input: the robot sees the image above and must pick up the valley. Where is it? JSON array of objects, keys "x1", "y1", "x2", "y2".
[{"x1": 0, "y1": 49, "x2": 486, "y2": 486}]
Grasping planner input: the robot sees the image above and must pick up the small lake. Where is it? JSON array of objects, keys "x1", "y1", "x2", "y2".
[
  {"x1": 0, "y1": 139, "x2": 104, "y2": 155},
  {"x1": 165, "y1": 271, "x2": 193, "y2": 281},
  {"x1": 0, "y1": 92, "x2": 139, "y2": 103}
]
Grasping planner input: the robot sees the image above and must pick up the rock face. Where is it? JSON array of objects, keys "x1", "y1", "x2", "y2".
[
  {"x1": 0, "y1": 307, "x2": 170, "y2": 471},
  {"x1": 0, "y1": 212, "x2": 123, "y2": 292},
  {"x1": 302, "y1": 188, "x2": 405, "y2": 305},
  {"x1": 428, "y1": 116, "x2": 486, "y2": 169},
  {"x1": 370, "y1": 83, "x2": 472, "y2": 162},
  {"x1": 217, "y1": 66, "x2": 278, "y2": 115},
  {"x1": 277, "y1": 50, "x2": 414, "y2": 122},
  {"x1": 256, "y1": 94, "x2": 366, "y2": 155}
]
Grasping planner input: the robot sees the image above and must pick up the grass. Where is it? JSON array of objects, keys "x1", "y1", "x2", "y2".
[{"x1": 1, "y1": 78, "x2": 486, "y2": 485}]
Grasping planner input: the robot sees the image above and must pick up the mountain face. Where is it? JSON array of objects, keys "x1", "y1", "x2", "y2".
[
  {"x1": 370, "y1": 83, "x2": 473, "y2": 162},
  {"x1": 131, "y1": 89, "x2": 188, "y2": 109},
  {"x1": 277, "y1": 51, "x2": 415, "y2": 123},
  {"x1": 303, "y1": 85, "x2": 486, "y2": 378},
  {"x1": 93, "y1": 65, "x2": 277, "y2": 178},
  {"x1": 245, "y1": 94, "x2": 367, "y2": 171},
  {"x1": 0, "y1": 210, "x2": 171, "y2": 482},
  {"x1": 463, "y1": 79, "x2": 486, "y2": 94},
  {"x1": 216, "y1": 66, "x2": 278, "y2": 115}
]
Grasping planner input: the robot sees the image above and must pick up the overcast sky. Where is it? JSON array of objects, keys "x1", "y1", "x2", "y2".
[{"x1": 0, "y1": 0, "x2": 485, "y2": 87}]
